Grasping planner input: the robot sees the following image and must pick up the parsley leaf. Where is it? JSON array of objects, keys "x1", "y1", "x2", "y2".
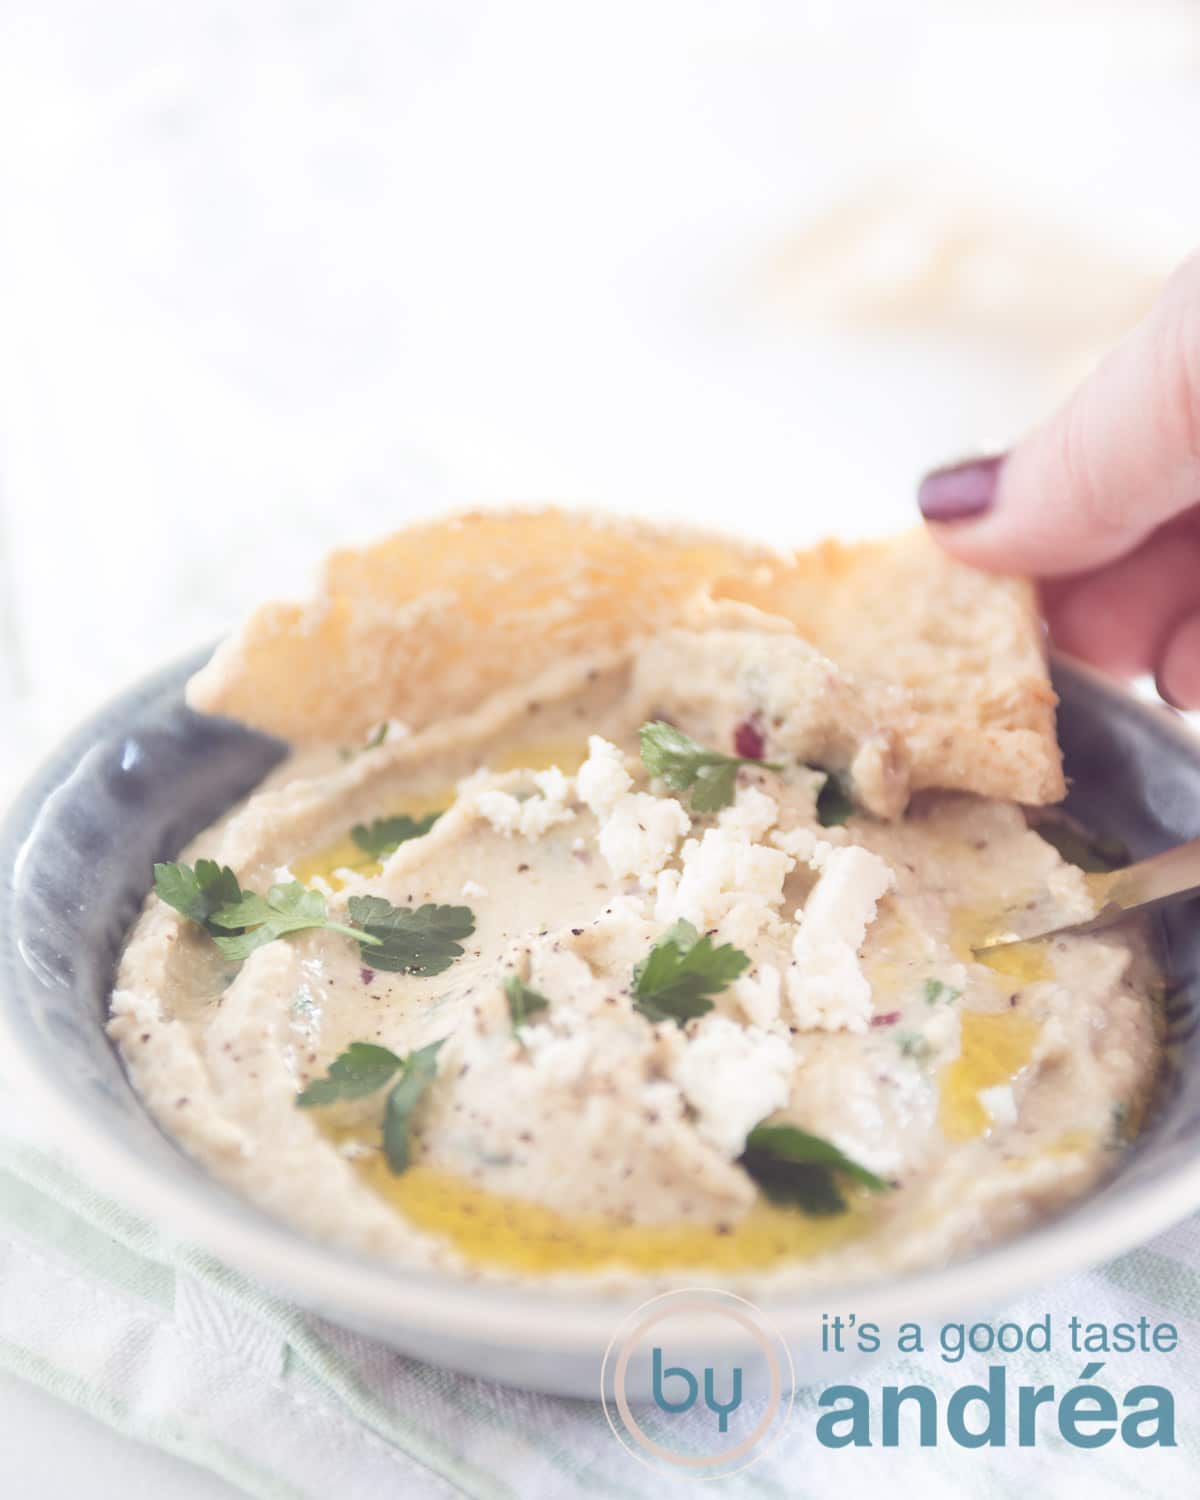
[
  {"x1": 740, "y1": 1122, "x2": 889, "y2": 1215},
  {"x1": 347, "y1": 896, "x2": 475, "y2": 975},
  {"x1": 638, "y1": 721, "x2": 781, "y2": 813},
  {"x1": 208, "y1": 880, "x2": 369, "y2": 960},
  {"x1": 154, "y1": 858, "x2": 246, "y2": 932},
  {"x1": 156, "y1": 865, "x2": 477, "y2": 978},
  {"x1": 351, "y1": 812, "x2": 442, "y2": 861},
  {"x1": 923, "y1": 978, "x2": 962, "y2": 1006},
  {"x1": 505, "y1": 975, "x2": 550, "y2": 1029},
  {"x1": 157, "y1": 862, "x2": 378, "y2": 959},
  {"x1": 815, "y1": 770, "x2": 855, "y2": 827},
  {"x1": 295, "y1": 1037, "x2": 445, "y2": 1176},
  {"x1": 383, "y1": 1039, "x2": 444, "y2": 1172},
  {"x1": 296, "y1": 1042, "x2": 403, "y2": 1107},
  {"x1": 632, "y1": 919, "x2": 750, "y2": 1026}
]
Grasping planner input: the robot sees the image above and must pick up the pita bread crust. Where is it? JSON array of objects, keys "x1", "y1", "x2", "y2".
[
  {"x1": 712, "y1": 530, "x2": 1064, "y2": 804},
  {"x1": 187, "y1": 508, "x2": 1063, "y2": 806}
]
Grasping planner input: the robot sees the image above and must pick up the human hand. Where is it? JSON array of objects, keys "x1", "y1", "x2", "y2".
[{"x1": 917, "y1": 251, "x2": 1200, "y2": 709}]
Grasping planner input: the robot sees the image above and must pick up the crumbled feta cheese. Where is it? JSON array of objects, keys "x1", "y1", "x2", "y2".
[
  {"x1": 598, "y1": 792, "x2": 690, "y2": 880},
  {"x1": 797, "y1": 846, "x2": 893, "y2": 951},
  {"x1": 786, "y1": 845, "x2": 894, "y2": 1033},
  {"x1": 527, "y1": 1031, "x2": 594, "y2": 1085},
  {"x1": 978, "y1": 1084, "x2": 1018, "y2": 1127},
  {"x1": 672, "y1": 1016, "x2": 794, "y2": 1157},
  {"x1": 734, "y1": 963, "x2": 783, "y2": 1028},
  {"x1": 921, "y1": 1004, "x2": 961, "y2": 1056},
  {"x1": 654, "y1": 827, "x2": 792, "y2": 930},
  {"x1": 461, "y1": 879, "x2": 488, "y2": 899},
  {"x1": 474, "y1": 788, "x2": 522, "y2": 834},
  {"x1": 533, "y1": 765, "x2": 569, "y2": 803},
  {"x1": 576, "y1": 735, "x2": 633, "y2": 818},
  {"x1": 511, "y1": 1019, "x2": 552, "y2": 1050},
  {"x1": 522, "y1": 767, "x2": 575, "y2": 837},
  {"x1": 475, "y1": 768, "x2": 575, "y2": 841},
  {"x1": 718, "y1": 786, "x2": 779, "y2": 842},
  {"x1": 639, "y1": 1078, "x2": 687, "y2": 1122},
  {"x1": 717, "y1": 898, "x2": 789, "y2": 953},
  {"x1": 580, "y1": 892, "x2": 654, "y2": 948},
  {"x1": 770, "y1": 826, "x2": 833, "y2": 868},
  {"x1": 652, "y1": 868, "x2": 680, "y2": 917}
]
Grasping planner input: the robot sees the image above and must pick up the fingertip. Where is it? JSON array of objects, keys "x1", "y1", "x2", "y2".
[
  {"x1": 917, "y1": 439, "x2": 1156, "y2": 579},
  {"x1": 917, "y1": 455, "x2": 1004, "y2": 524},
  {"x1": 916, "y1": 450, "x2": 1078, "y2": 577},
  {"x1": 1156, "y1": 611, "x2": 1200, "y2": 711}
]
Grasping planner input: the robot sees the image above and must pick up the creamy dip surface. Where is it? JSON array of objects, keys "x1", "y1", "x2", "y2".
[{"x1": 109, "y1": 613, "x2": 1162, "y2": 1292}]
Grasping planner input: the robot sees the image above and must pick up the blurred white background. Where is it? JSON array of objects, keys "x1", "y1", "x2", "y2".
[
  {"x1": 1, "y1": 5, "x2": 1199, "y2": 1492},
  {"x1": 0, "y1": 0, "x2": 1198, "y2": 800}
]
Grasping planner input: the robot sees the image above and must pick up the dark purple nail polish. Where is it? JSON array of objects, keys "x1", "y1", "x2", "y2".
[{"x1": 917, "y1": 454, "x2": 1003, "y2": 522}]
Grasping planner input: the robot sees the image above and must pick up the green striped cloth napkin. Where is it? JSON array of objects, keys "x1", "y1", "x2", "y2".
[{"x1": 1, "y1": 1102, "x2": 1196, "y2": 1499}]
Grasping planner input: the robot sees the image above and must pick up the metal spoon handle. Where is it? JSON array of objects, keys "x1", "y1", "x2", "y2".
[
  {"x1": 975, "y1": 835, "x2": 1200, "y2": 952},
  {"x1": 1086, "y1": 835, "x2": 1200, "y2": 921}
]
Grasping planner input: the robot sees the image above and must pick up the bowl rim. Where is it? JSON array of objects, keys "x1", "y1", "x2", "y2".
[{"x1": 3, "y1": 647, "x2": 1200, "y2": 1353}]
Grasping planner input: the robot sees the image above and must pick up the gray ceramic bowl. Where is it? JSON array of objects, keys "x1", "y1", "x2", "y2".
[{"x1": 2, "y1": 649, "x2": 1199, "y2": 1398}]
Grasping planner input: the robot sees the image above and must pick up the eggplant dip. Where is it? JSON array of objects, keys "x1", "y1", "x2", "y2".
[{"x1": 108, "y1": 512, "x2": 1162, "y2": 1290}]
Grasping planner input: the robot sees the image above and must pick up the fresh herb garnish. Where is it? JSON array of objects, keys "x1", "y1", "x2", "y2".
[
  {"x1": 296, "y1": 1042, "x2": 404, "y2": 1107},
  {"x1": 346, "y1": 896, "x2": 475, "y2": 975},
  {"x1": 815, "y1": 770, "x2": 855, "y2": 827},
  {"x1": 154, "y1": 858, "x2": 245, "y2": 932},
  {"x1": 383, "y1": 1040, "x2": 444, "y2": 1172},
  {"x1": 638, "y1": 721, "x2": 782, "y2": 813},
  {"x1": 296, "y1": 1037, "x2": 444, "y2": 1175},
  {"x1": 897, "y1": 1031, "x2": 930, "y2": 1060},
  {"x1": 632, "y1": 919, "x2": 750, "y2": 1026},
  {"x1": 204, "y1": 880, "x2": 370, "y2": 960},
  {"x1": 156, "y1": 862, "x2": 371, "y2": 960},
  {"x1": 739, "y1": 1121, "x2": 889, "y2": 1215},
  {"x1": 351, "y1": 812, "x2": 442, "y2": 860},
  {"x1": 505, "y1": 975, "x2": 550, "y2": 1029},
  {"x1": 157, "y1": 862, "x2": 474, "y2": 974},
  {"x1": 1035, "y1": 818, "x2": 1128, "y2": 874},
  {"x1": 923, "y1": 978, "x2": 962, "y2": 1006}
]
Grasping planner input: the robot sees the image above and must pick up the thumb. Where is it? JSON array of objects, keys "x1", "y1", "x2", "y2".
[{"x1": 917, "y1": 251, "x2": 1200, "y2": 577}]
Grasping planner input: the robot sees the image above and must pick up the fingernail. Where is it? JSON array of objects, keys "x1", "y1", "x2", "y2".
[{"x1": 917, "y1": 454, "x2": 1004, "y2": 523}]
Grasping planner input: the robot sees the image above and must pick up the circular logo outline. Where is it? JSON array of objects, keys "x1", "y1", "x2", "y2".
[{"x1": 600, "y1": 1287, "x2": 795, "y2": 1478}]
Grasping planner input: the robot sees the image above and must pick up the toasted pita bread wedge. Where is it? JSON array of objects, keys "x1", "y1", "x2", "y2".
[
  {"x1": 188, "y1": 510, "x2": 769, "y2": 743},
  {"x1": 187, "y1": 508, "x2": 1063, "y2": 806},
  {"x1": 712, "y1": 530, "x2": 1063, "y2": 804}
]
